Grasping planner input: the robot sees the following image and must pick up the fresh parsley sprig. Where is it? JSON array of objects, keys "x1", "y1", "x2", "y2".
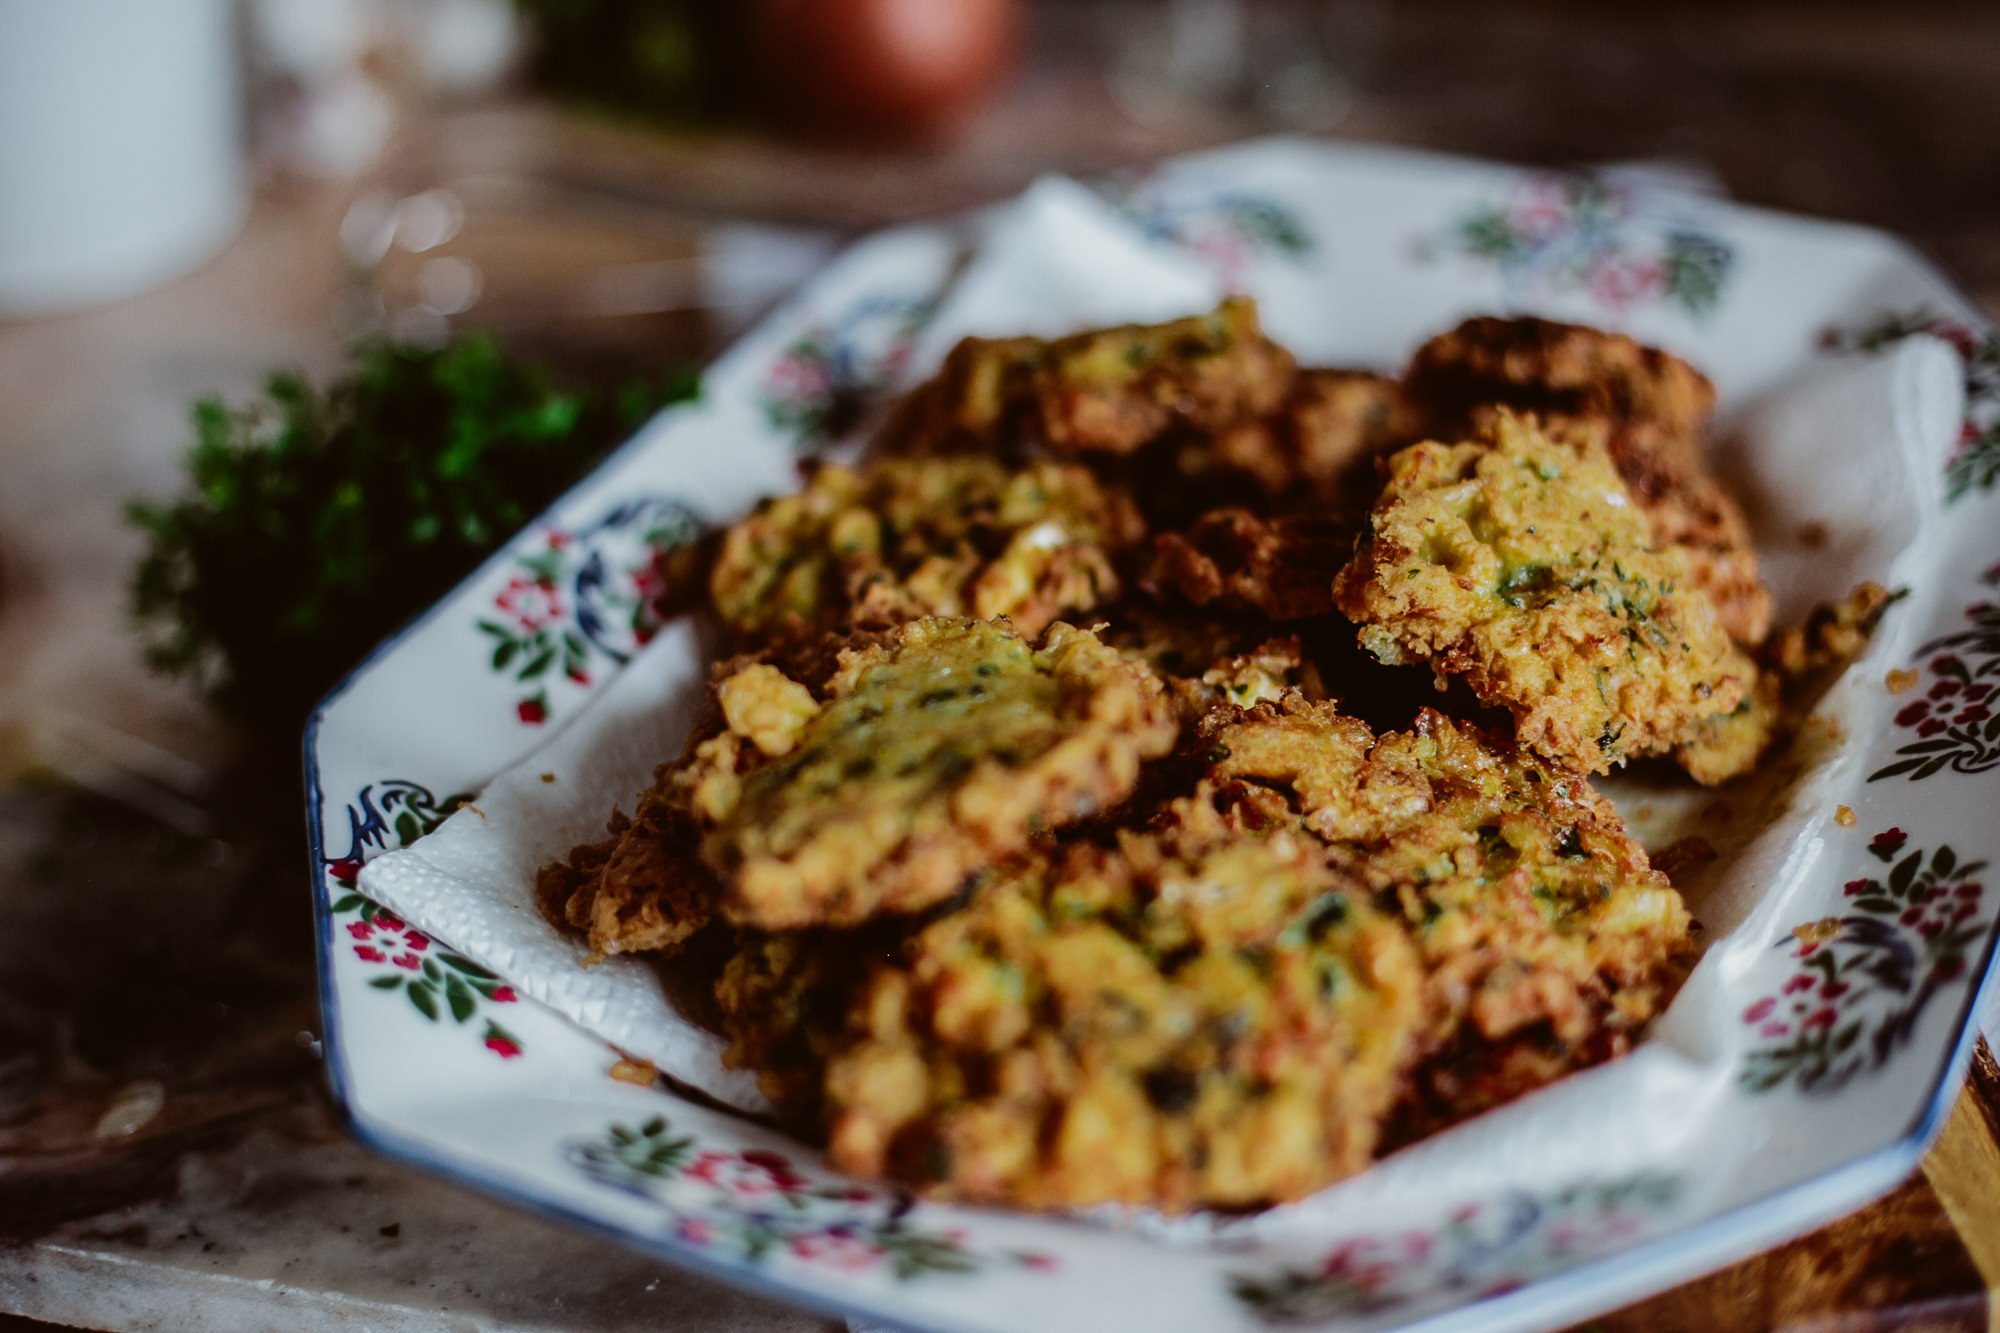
[{"x1": 128, "y1": 333, "x2": 695, "y2": 730}]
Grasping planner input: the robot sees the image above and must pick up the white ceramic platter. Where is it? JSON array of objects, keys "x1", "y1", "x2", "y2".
[{"x1": 305, "y1": 137, "x2": 2000, "y2": 1333}]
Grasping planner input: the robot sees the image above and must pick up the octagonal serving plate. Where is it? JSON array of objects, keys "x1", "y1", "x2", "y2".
[{"x1": 306, "y1": 137, "x2": 2000, "y2": 1333}]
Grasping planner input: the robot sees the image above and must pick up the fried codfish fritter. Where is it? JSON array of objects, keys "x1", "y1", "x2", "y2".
[
  {"x1": 720, "y1": 801, "x2": 1426, "y2": 1213},
  {"x1": 1333, "y1": 410, "x2": 1755, "y2": 777},
  {"x1": 1170, "y1": 368, "x2": 1421, "y2": 506},
  {"x1": 684, "y1": 617, "x2": 1177, "y2": 929},
  {"x1": 1196, "y1": 696, "x2": 1694, "y2": 1129},
  {"x1": 1405, "y1": 316, "x2": 1769, "y2": 644},
  {"x1": 709, "y1": 456, "x2": 1143, "y2": 648},
  {"x1": 1673, "y1": 580, "x2": 1896, "y2": 785},
  {"x1": 1144, "y1": 508, "x2": 1349, "y2": 621},
  {"x1": 882, "y1": 297, "x2": 1296, "y2": 458}
]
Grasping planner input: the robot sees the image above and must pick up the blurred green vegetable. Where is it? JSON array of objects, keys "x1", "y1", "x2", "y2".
[
  {"x1": 127, "y1": 333, "x2": 696, "y2": 730},
  {"x1": 514, "y1": 0, "x2": 740, "y2": 126}
]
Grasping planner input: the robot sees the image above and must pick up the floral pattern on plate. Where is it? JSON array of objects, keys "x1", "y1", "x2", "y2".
[
  {"x1": 1740, "y1": 828, "x2": 1990, "y2": 1095},
  {"x1": 1872, "y1": 563, "x2": 2000, "y2": 782},
  {"x1": 569, "y1": 1116, "x2": 1056, "y2": 1281},
  {"x1": 1822, "y1": 308, "x2": 2000, "y2": 501},
  {"x1": 324, "y1": 779, "x2": 523, "y2": 1058},
  {"x1": 1422, "y1": 173, "x2": 1734, "y2": 317},
  {"x1": 1228, "y1": 1174, "x2": 1681, "y2": 1324},
  {"x1": 477, "y1": 497, "x2": 704, "y2": 725},
  {"x1": 760, "y1": 292, "x2": 936, "y2": 452},
  {"x1": 1100, "y1": 174, "x2": 1314, "y2": 289}
]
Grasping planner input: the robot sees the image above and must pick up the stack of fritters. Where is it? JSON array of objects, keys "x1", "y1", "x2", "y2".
[{"x1": 539, "y1": 302, "x2": 1883, "y2": 1213}]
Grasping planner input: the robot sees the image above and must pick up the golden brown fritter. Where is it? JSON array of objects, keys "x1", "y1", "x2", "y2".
[
  {"x1": 760, "y1": 808, "x2": 1425, "y2": 1212},
  {"x1": 1675, "y1": 581, "x2": 1897, "y2": 785},
  {"x1": 1171, "y1": 369, "x2": 1420, "y2": 505},
  {"x1": 882, "y1": 297, "x2": 1296, "y2": 459},
  {"x1": 1144, "y1": 509, "x2": 1350, "y2": 621},
  {"x1": 1405, "y1": 315, "x2": 1716, "y2": 450},
  {"x1": 1196, "y1": 696, "x2": 1694, "y2": 1116},
  {"x1": 709, "y1": 456, "x2": 1143, "y2": 649},
  {"x1": 1333, "y1": 410, "x2": 1754, "y2": 776},
  {"x1": 1405, "y1": 317, "x2": 1769, "y2": 644},
  {"x1": 535, "y1": 797, "x2": 717, "y2": 959},
  {"x1": 688, "y1": 617, "x2": 1178, "y2": 930}
]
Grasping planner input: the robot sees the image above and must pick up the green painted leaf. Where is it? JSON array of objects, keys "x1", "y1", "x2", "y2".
[
  {"x1": 445, "y1": 973, "x2": 476, "y2": 1023},
  {"x1": 492, "y1": 641, "x2": 516, "y2": 671},
  {"x1": 332, "y1": 893, "x2": 365, "y2": 912},
  {"x1": 408, "y1": 981, "x2": 439, "y2": 1021},
  {"x1": 1934, "y1": 845, "x2": 1957, "y2": 878},
  {"x1": 441, "y1": 953, "x2": 498, "y2": 980},
  {"x1": 519, "y1": 647, "x2": 556, "y2": 679},
  {"x1": 368, "y1": 975, "x2": 403, "y2": 990},
  {"x1": 394, "y1": 811, "x2": 420, "y2": 846},
  {"x1": 1870, "y1": 758, "x2": 1927, "y2": 781},
  {"x1": 421, "y1": 956, "x2": 444, "y2": 983}
]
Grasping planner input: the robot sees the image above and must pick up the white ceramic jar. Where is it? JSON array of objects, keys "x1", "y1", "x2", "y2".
[{"x1": 0, "y1": 0, "x2": 246, "y2": 314}]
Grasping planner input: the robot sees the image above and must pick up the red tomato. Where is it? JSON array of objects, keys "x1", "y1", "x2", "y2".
[{"x1": 751, "y1": 0, "x2": 1021, "y2": 143}]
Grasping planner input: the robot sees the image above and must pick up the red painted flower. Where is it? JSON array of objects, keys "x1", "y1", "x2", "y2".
[
  {"x1": 495, "y1": 575, "x2": 562, "y2": 632},
  {"x1": 1871, "y1": 829, "x2": 1909, "y2": 858},
  {"x1": 1783, "y1": 974, "x2": 1814, "y2": 994},
  {"x1": 491, "y1": 986, "x2": 517, "y2": 1003},
  {"x1": 684, "y1": 1150, "x2": 805, "y2": 1197},
  {"x1": 327, "y1": 857, "x2": 363, "y2": 885},
  {"x1": 1844, "y1": 878, "x2": 1872, "y2": 897},
  {"x1": 1743, "y1": 997, "x2": 1776, "y2": 1023},
  {"x1": 788, "y1": 1231, "x2": 882, "y2": 1272},
  {"x1": 484, "y1": 1033, "x2": 522, "y2": 1059},
  {"x1": 1018, "y1": 1252, "x2": 1059, "y2": 1271},
  {"x1": 349, "y1": 913, "x2": 431, "y2": 968},
  {"x1": 1803, "y1": 1008, "x2": 1837, "y2": 1030},
  {"x1": 1936, "y1": 956, "x2": 1968, "y2": 983},
  {"x1": 517, "y1": 697, "x2": 548, "y2": 726}
]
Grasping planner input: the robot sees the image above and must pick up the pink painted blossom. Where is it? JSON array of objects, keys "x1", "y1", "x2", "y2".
[
  {"x1": 495, "y1": 576, "x2": 562, "y2": 632},
  {"x1": 1743, "y1": 997, "x2": 1776, "y2": 1023},
  {"x1": 484, "y1": 1033, "x2": 522, "y2": 1059}
]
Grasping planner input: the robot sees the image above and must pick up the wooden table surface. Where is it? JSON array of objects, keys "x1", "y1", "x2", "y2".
[{"x1": 5, "y1": 4, "x2": 2000, "y2": 1329}]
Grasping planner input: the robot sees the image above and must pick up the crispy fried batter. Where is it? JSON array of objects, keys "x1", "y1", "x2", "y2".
[
  {"x1": 691, "y1": 617, "x2": 1178, "y2": 929},
  {"x1": 1197, "y1": 696, "x2": 1693, "y2": 1118},
  {"x1": 1406, "y1": 315, "x2": 1715, "y2": 448},
  {"x1": 1172, "y1": 369, "x2": 1420, "y2": 505},
  {"x1": 1406, "y1": 317, "x2": 1770, "y2": 644},
  {"x1": 709, "y1": 456, "x2": 1143, "y2": 648},
  {"x1": 1145, "y1": 509, "x2": 1350, "y2": 621},
  {"x1": 1675, "y1": 581, "x2": 1897, "y2": 784},
  {"x1": 535, "y1": 785, "x2": 719, "y2": 959},
  {"x1": 1333, "y1": 410, "x2": 1753, "y2": 775},
  {"x1": 882, "y1": 298, "x2": 1296, "y2": 458},
  {"x1": 787, "y1": 807, "x2": 1425, "y2": 1212}
]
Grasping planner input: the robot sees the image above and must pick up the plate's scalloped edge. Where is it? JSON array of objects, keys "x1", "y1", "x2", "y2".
[{"x1": 299, "y1": 140, "x2": 2000, "y2": 1333}]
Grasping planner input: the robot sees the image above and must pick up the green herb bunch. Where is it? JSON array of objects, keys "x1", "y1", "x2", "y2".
[{"x1": 128, "y1": 333, "x2": 695, "y2": 730}]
